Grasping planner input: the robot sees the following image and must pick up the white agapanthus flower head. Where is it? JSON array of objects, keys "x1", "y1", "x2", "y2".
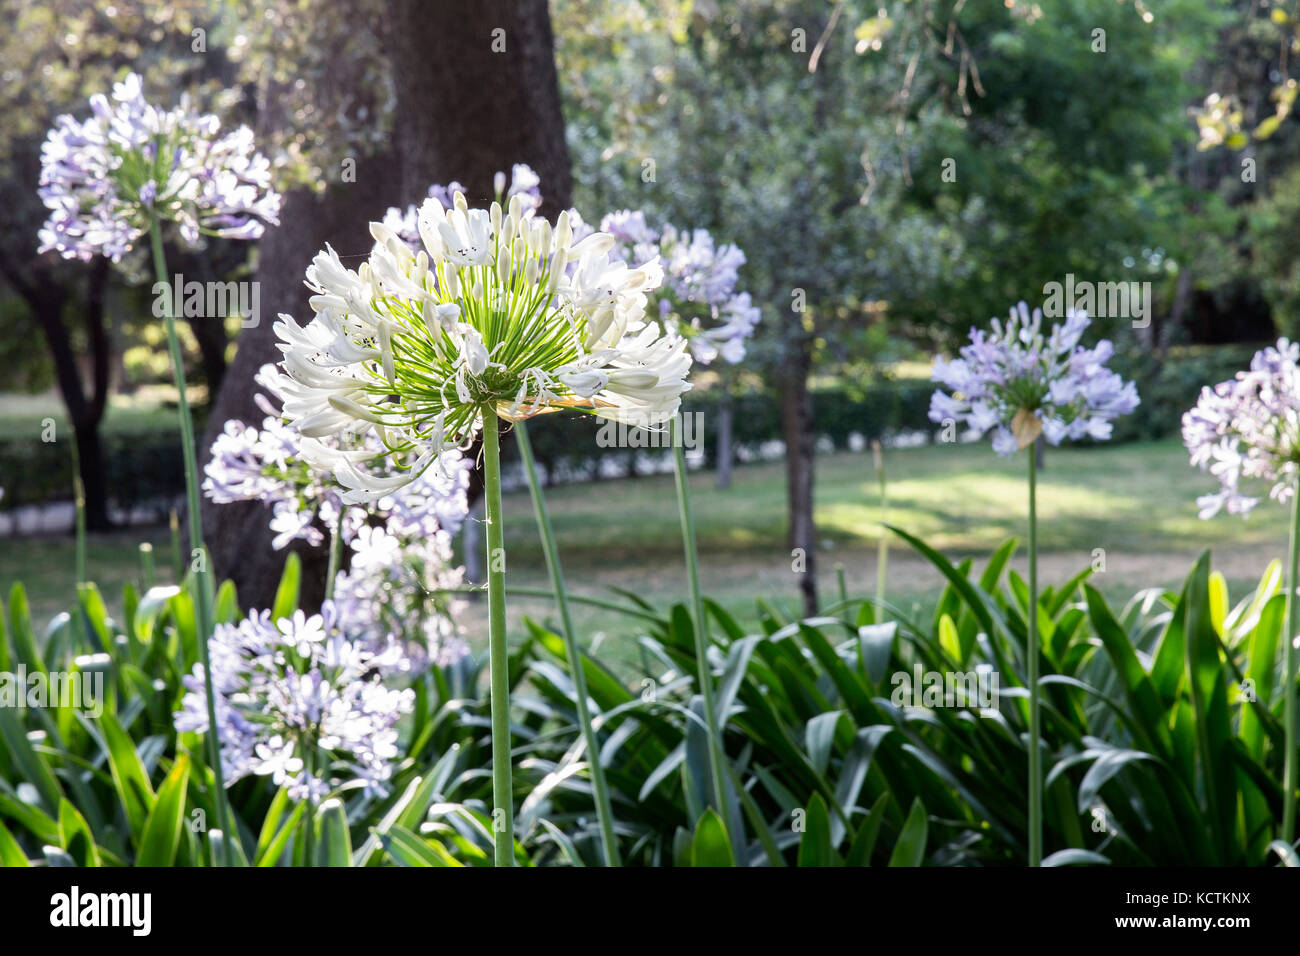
[
  {"x1": 274, "y1": 190, "x2": 692, "y2": 501},
  {"x1": 38, "y1": 71, "x2": 280, "y2": 262},
  {"x1": 384, "y1": 169, "x2": 758, "y2": 372}
]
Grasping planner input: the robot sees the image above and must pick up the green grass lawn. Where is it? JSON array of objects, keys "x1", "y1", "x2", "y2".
[
  {"x1": 0, "y1": 388, "x2": 192, "y2": 440},
  {"x1": 0, "y1": 528, "x2": 178, "y2": 629},
  {"x1": 2, "y1": 437, "x2": 1286, "y2": 654},
  {"x1": 479, "y1": 437, "x2": 1286, "y2": 646}
]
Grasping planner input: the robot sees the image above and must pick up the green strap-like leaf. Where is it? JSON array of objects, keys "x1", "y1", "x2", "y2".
[
  {"x1": 136, "y1": 754, "x2": 190, "y2": 866},
  {"x1": 58, "y1": 798, "x2": 101, "y2": 868},
  {"x1": 796, "y1": 793, "x2": 839, "y2": 867},
  {"x1": 271, "y1": 552, "x2": 302, "y2": 621},
  {"x1": 315, "y1": 799, "x2": 353, "y2": 867},
  {"x1": 846, "y1": 793, "x2": 889, "y2": 866},
  {"x1": 691, "y1": 808, "x2": 735, "y2": 867},
  {"x1": 379, "y1": 823, "x2": 462, "y2": 867},
  {"x1": 887, "y1": 797, "x2": 928, "y2": 867},
  {"x1": 0, "y1": 820, "x2": 29, "y2": 866}
]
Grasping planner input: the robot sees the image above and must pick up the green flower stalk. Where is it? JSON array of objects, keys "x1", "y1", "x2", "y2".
[
  {"x1": 482, "y1": 411, "x2": 513, "y2": 865},
  {"x1": 272, "y1": 191, "x2": 691, "y2": 865},
  {"x1": 37, "y1": 71, "x2": 281, "y2": 866},
  {"x1": 150, "y1": 222, "x2": 235, "y2": 864},
  {"x1": 1183, "y1": 338, "x2": 1300, "y2": 843},
  {"x1": 516, "y1": 421, "x2": 621, "y2": 865},
  {"x1": 672, "y1": 416, "x2": 734, "y2": 851},
  {"x1": 930, "y1": 303, "x2": 1138, "y2": 865},
  {"x1": 1026, "y1": 443, "x2": 1041, "y2": 866},
  {"x1": 873, "y1": 439, "x2": 888, "y2": 621}
]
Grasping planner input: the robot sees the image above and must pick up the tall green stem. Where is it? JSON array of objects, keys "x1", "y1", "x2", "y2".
[
  {"x1": 148, "y1": 221, "x2": 234, "y2": 866},
  {"x1": 139, "y1": 542, "x2": 156, "y2": 590},
  {"x1": 169, "y1": 508, "x2": 183, "y2": 581},
  {"x1": 516, "y1": 422, "x2": 620, "y2": 865},
  {"x1": 1284, "y1": 490, "x2": 1300, "y2": 844},
  {"x1": 301, "y1": 746, "x2": 316, "y2": 867},
  {"x1": 1027, "y1": 449, "x2": 1042, "y2": 866},
  {"x1": 325, "y1": 508, "x2": 346, "y2": 602},
  {"x1": 70, "y1": 430, "x2": 86, "y2": 585},
  {"x1": 671, "y1": 416, "x2": 733, "y2": 849},
  {"x1": 873, "y1": 440, "x2": 888, "y2": 621},
  {"x1": 482, "y1": 410, "x2": 514, "y2": 866}
]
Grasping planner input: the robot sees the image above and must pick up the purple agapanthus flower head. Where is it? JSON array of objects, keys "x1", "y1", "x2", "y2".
[
  {"x1": 38, "y1": 72, "x2": 281, "y2": 262},
  {"x1": 929, "y1": 301, "x2": 1139, "y2": 455},
  {"x1": 1183, "y1": 338, "x2": 1300, "y2": 519},
  {"x1": 426, "y1": 179, "x2": 468, "y2": 212},
  {"x1": 203, "y1": 364, "x2": 473, "y2": 673},
  {"x1": 173, "y1": 601, "x2": 414, "y2": 801},
  {"x1": 600, "y1": 214, "x2": 760, "y2": 366}
]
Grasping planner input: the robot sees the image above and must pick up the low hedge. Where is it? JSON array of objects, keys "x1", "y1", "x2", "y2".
[
  {"x1": 499, "y1": 380, "x2": 937, "y2": 482},
  {"x1": 1109, "y1": 344, "x2": 1262, "y2": 443},
  {"x1": 0, "y1": 346, "x2": 1266, "y2": 508},
  {"x1": 0, "y1": 425, "x2": 187, "y2": 518}
]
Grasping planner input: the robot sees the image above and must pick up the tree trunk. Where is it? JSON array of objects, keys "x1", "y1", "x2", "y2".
[
  {"x1": 1162, "y1": 267, "x2": 1193, "y2": 357},
  {"x1": 389, "y1": 0, "x2": 573, "y2": 217},
  {"x1": 715, "y1": 393, "x2": 734, "y2": 490},
  {"x1": 199, "y1": 159, "x2": 400, "y2": 611},
  {"x1": 9, "y1": 254, "x2": 113, "y2": 531},
  {"x1": 188, "y1": 312, "x2": 228, "y2": 399},
  {"x1": 781, "y1": 345, "x2": 817, "y2": 616},
  {"x1": 75, "y1": 256, "x2": 112, "y2": 530},
  {"x1": 73, "y1": 422, "x2": 110, "y2": 530}
]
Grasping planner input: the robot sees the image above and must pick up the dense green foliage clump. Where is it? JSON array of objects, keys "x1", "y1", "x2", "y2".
[{"x1": 1, "y1": 533, "x2": 1294, "y2": 866}]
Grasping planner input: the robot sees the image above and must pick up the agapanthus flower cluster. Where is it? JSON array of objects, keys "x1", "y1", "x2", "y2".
[
  {"x1": 332, "y1": 523, "x2": 469, "y2": 675},
  {"x1": 380, "y1": 164, "x2": 545, "y2": 251},
  {"x1": 602, "y1": 213, "x2": 760, "y2": 366},
  {"x1": 38, "y1": 72, "x2": 280, "y2": 262},
  {"x1": 929, "y1": 302, "x2": 1140, "y2": 456},
  {"x1": 204, "y1": 363, "x2": 471, "y2": 670},
  {"x1": 173, "y1": 602, "x2": 414, "y2": 801},
  {"x1": 386, "y1": 168, "x2": 759, "y2": 369},
  {"x1": 274, "y1": 181, "x2": 689, "y2": 501},
  {"x1": 1182, "y1": 339, "x2": 1300, "y2": 519},
  {"x1": 205, "y1": 366, "x2": 471, "y2": 546}
]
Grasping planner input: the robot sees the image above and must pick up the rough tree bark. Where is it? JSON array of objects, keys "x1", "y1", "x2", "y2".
[
  {"x1": 782, "y1": 52, "x2": 831, "y2": 618},
  {"x1": 389, "y1": 0, "x2": 573, "y2": 218},
  {"x1": 201, "y1": 0, "x2": 573, "y2": 610},
  {"x1": 187, "y1": 309, "x2": 228, "y2": 399}
]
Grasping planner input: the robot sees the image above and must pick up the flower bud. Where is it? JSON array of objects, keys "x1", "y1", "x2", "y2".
[{"x1": 554, "y1": 210, "x2": 572, "y2": 251}]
